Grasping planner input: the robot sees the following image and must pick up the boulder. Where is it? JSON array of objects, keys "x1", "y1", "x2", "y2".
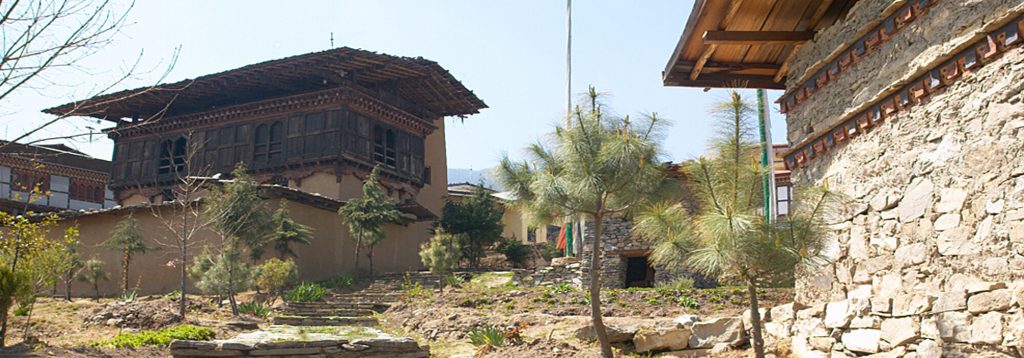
[
  {"x1": 688, "y1": 317, "x2": 745, "y2": 348},
  {"x1": 573, "y1": 323, "x2": 636, "y2": 343},
  {"x1": 823, "y1": 300, "x2": 852, "y2": 328},
  {"x1": 633, "y1": 327, "x2": 690, "y2": 353},
  {"x1": 550, "y1": 257, "x2": 579, "y2": 267},
  {"x1": 841, "y1": 329, "x2": 881, "y2": 354},
  {"x1": 880, "y1": 317, "x2": 919, "y2": 346},
  {"x1": 673, "y1": 314, "x2": 700, "y2": 328},
  {"x1": 966, "y1": 289, "x2": 1011, "y2": 313}
]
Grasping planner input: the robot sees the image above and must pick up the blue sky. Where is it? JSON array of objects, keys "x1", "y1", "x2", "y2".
[{"x1": 1, "y1": 0, "x2": 786, "y2": 169}]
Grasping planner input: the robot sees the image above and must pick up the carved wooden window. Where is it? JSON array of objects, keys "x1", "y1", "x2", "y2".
[
  {"x1": 373, "y1": 125, "x2": 386, "y2": 165},
  {"x1": 11, "y1": 168, "x2": 48, "y2": 193},
  {"x1": 158, "y1": 137, "x2": 187, "y2": 175},
  {"x1": 303, "y1": 113, "x2": 325, "y2": 157},
  {"x1": 70, "y1": 178, "x2": 104, "y2": 203},
  {"x1": 253, "y1": 121, "x2": 284, "y2": 164}
]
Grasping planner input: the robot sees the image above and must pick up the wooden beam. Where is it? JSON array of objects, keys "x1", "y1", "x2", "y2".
[
  {"x1": 674, "y1": 61, "x2": 782, "y2": 71},
  {"x1": 702, "y1": 31, "x2": 815, "y2": 45},
  {"x1": 667, "y1": 74, "x2": 786, "y2": 90},
  {"x1": 689, "y1": 0, "x2": 745, "y2": 82}
]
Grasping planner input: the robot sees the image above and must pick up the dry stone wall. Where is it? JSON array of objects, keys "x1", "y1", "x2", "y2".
[
  {"x1": 579, "y1": 216, "x2": 682, "y2": 289},
  {"x1": 783, "y1": 1, "x2": 1024, "y2": 356}
]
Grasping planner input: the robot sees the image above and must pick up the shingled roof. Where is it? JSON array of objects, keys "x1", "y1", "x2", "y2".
[{"x1": 44, "y1": 47, "x2": 487, "y2": 121}]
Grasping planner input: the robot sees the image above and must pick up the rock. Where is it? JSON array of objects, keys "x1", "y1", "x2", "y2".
[
  {"x1": 937, "y1": 227, "x2": 979, "y2": 256},
  {"x1": 673, "y1": 314, "x2": 700, "y2": 328},
  {"x1": 966, "y1": 281, "x2": 1006, "y2": 294},
  {"x1": 967, "y1": 289, "x2": 1011, "y2": 313},
  {"x1": 931, "y1": 290, "x2": 967, "y2": 313},
  {"x1": 659, "y1": 349, "x2": 710, "y2": 358},
  {"x1": 936, "y1": 311, "x2": 971, "y2": 342},
  {"x1": 823, "y1": 300, "x2": 852, "y2": 328},
  {"x1": 986, "y1": 199, "x2": 1005, "y2": 214},
  {"x1": 892, "y1": 294, "x2": 933, "y2": 317},
  {"x1": 688, "y1": 317, "x2": 745, "y2": 348},
  {"x1": 969, "y1": 312, "x2": 1004, "y2": 344},
  {"x1": 573, "y1": 323, "x2": 636, "y2": 343},
  {"x1": 932, "y1": 214, "x2": 960, "y2": 231},
  {"x1": 849, "y1": 315, "x2": 877, "y2": 328},
  {"x1": 894, "y1": 243, "x2": 928, "y2": 268},
  {"x1": 769, "y1": 303, "x2": 796, "y2": 322},
  {"x1": 898, "y1": 179, "x2": 934, "y2": 222},
  {"x1": 935, "y1": 188, "x2": 967, "y2": 213},
  {"x1": 880, "y1": 317, "x2": 919, "y2": 346},
  {"x1": 870, "y1": 297, "x2": 892, "y2": 314},
  {"x1": 869, "y1": 191, "x2": 900, "y2": 212},
  {"x1": 549, "y1": 257, "x2": 579, "y2": 267},
  {"x1": 709, "y1": 343, "x2": 731, "y2": 355},
  {"x1": 633, "y1": 327, "x2": 690, "y2": 353},
  {"x1": 807, "y1": 336, "x2": 835, "y2": 351},
  {"x1": 741, "y1": 308, "x2": 770, "y2": 330},
  {"x1": 841, "y1": 329, "x2": 881, "y2": 354},
  {"x1": 225, "y1": 321, "x2": 260, "y2": 330},
  {"x1": 916, "y1": 339, "x2": 941, "y2": 357}
]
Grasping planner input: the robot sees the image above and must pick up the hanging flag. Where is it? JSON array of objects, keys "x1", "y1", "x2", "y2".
[
  {"x1": 565, "y1": 221, "x2": 574, "y2": 256},
  {"x1": 556, "y1": 225, "x2": 568, "y2": 250}
]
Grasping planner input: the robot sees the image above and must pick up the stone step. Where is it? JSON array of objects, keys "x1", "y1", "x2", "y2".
[
  {"x1": 284, "y1": 302, "x2": 383, "y2": 310},
  {"x1": 271, "y1": 315, "x2": 378, "y2": 327},
  {"x1": 278, "y1": 308, "x2": 376, "y2": 317}
]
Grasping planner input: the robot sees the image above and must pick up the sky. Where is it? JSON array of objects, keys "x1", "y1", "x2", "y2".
[{"x1": 1, "y1": 0, "x2": 788, "y2": 170}]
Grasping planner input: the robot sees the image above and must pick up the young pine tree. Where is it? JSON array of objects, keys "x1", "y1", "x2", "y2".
[
  {"x1": 498, "y1": 87, "x2": 674, "y2": 358},
  {"x1": 102, "y1": 215, "x2": 155, "y2": 295},
  {"x1": 269, "y1": 200, "x2": 313, "y2": 259},
  {"x1": 76, "y1": 258, "x2": 109, "y2": 300},
  {"x1": 633, "y1": 91, "x2": 844, "y2": 358},
  {"x1": 338, "y1": 166, "x2": 401, "y2": 280},
  {"x1": 437, "y1": 185, "x2": 504, "y2": 269}
]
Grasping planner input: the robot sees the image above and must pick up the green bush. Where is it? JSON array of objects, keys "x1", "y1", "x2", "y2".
[
  {"x1": 283, "y1": 282, "x2": 327, "y2": 302},
  {"x1": 255, "y1": 258, "x2": 298, "y2": 294},
  {"x1": 95, "y1": 325, "x2": 215, "y2": 348},
  {"x1": 443, "y1": 274, "x2": 463, "y2": 288},
  {"x1": 496, "y1": 237, "x2": 530, "y2": 268},
  {"x1": 119, "y1": 290, "x2": 139, "y2": 302},
  {"x1": 320, "y1": 274, "x2": 354, "y2": 289},
  {"x1": 238, "y1": 301, "x2": 271, "y2": 318},
  {"x1": 535, "y1": 242, "x2": 561, "y2": 261},
  {"x1": 12, "y1": 305, "x2": 29, "y2": 317}
]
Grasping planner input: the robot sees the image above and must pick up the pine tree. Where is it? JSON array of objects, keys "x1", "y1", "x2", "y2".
[
  {"x1": 338, "y1": 166, "x2": 401, "y2": 280},
  {"x1": 76, "y1": 258, "x2": 109, "y2": 300},
  {"x1": 204, "y1": 163, "x2": 271, "y2": 315},
  {"x1": 633, "y1": 91, "x2": 845, "y2": 358},
  {"x1": 437, "y1": 185, "x2": 504, "y2": 268},
  {"x1": 497, "y1": 87, "x2": 674, "y2": 358},
  {"x1": 269, "y1": 200, "x2": 313, "y2": 259},
  {"x1": 102, "y1": 214, "x2": 155, "y2": 295}
]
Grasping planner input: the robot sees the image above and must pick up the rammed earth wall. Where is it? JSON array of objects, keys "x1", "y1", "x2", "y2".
[{"x1": 780, "y1": 0, "x2": 1024, "y2": 356}]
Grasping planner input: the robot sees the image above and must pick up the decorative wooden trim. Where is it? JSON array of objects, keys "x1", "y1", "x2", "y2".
[
  {"x1": 778, "y1": 0, "x2": 936, "y2": 114},
  {"x1": 0, "y1": 154, "x2": 110, "y2": 182},
  {"x1": 110, "y1": 86, "x2": 436, "y2": 140},
  {"x1": 785, "y1": 16, "x2": 1024, "y2": 170}
]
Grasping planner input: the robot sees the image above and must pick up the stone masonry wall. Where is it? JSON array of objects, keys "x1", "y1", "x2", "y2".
[
  {"x1": 783, "y1": 1, "x2": 1024, "y2": 356},
  {"x1": 580, "y1": 216, "x2": 681, "y2": 289}
]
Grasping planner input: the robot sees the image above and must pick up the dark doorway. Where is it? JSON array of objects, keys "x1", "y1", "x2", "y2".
[{"x1": 624, "y1": 256, "x2": 655, "y2": 288}]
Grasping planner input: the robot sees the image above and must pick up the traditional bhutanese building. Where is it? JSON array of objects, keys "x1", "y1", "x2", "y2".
[
  {"x1": 43, "y1": 47, "x2": 485, "y2": 296},
  {"x1": 0, "y1": 141, "x2": 116, "y2": 213},
  {"x1": 665, "y1": 1, "x2": 1024, "y2": 355}
]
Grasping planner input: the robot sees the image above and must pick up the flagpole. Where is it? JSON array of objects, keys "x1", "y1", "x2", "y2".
[
  {"x1": 566, "y1": 0, "x2": 572, "y2": 122},
  {"x1": 757, "y1": 89, "x2": 776, "y2": 223}
]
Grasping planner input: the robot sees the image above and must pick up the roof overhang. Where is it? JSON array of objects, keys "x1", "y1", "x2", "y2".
[
  {"x1": 663, "y1": 0, "x2": 858, "y2": 89},
  {"x1": 44, "y1": 47, "x2": 487, "y2": 121}
]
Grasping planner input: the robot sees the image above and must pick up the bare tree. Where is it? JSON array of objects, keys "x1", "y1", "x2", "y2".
[
  {"x1": 149, "y1": 130, "x2": 213, "y2": 318},
  {"x1": 0, "y1": 0, "x2": 181, "y2": 154}
]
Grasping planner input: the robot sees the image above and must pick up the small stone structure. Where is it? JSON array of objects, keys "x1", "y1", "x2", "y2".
[
  {"x1": 519, "y1": 257, "x2": 585, "y2": 287},
  {"x1": 580, "y1": 216, "x2": 684, "y2": 289},
  {"x1": 169, "y1": 325, "x2": 429, "y2": 357}
]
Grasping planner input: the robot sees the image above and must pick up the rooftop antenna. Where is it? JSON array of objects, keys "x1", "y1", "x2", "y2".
[{"x1": 330, "y1": 32, "x2": 335, "y2": 48}]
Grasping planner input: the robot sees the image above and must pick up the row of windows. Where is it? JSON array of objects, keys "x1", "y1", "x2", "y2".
[
  {"x1": 11, "y1": 169, "x2": 48, "y2": 192},
  {"x1": 70, "y1": 179, "x2": 105, "y2": 203},
  {"x1": 112, "y1": 108, "x2": 427, "y2": 183}
]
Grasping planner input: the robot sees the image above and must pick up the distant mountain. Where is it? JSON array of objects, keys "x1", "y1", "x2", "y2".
[{"x1": 448, "y1": 167, "x2": 499, "y2": 189}]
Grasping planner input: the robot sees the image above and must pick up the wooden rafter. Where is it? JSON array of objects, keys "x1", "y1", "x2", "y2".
[
  {"x1": 773, "y1": 0, "x2": 836, "y2": 83},
  {"x1": 690, "y1": 0, "x2": 745, "y2": 81},
  {"x1": 702, "y1": 30, "x2": 815, "y2": 45}
]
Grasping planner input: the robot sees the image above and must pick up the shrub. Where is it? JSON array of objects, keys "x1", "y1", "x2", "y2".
[
  {"x1": 320, "y1": 274, "x2": 354, "y2": 289},
  {"x1": 496, "y1": 237, "x2": 530, "y2": 268},
  {"x1": 535, "y1": 242, "x2": 561, "y2": 261},
  {"x1": 95, "y1": 325, "x2": 215, "y2": 348},
  {"x1": 255, "y1": 258, "x2": 298, "y2": 294},
  {"x1": 468, "y1": 325, "x2": 505, "y2": 348},
  {"x1": 443, "y1": 274, "x2": 463, "y2": 288},
  {"x1": 119, "y1": 290, "x2": 138, "y2": 302},
  {"x1": 238, "y1": 301, "x2": 271, "y2": 318},
  {"x1": 283, "y1": 282, "x2": 326, "y2": 302},
  {"x1": 12, "y1": 305, "x2": 29, "y2": 317},
  {"x1": 656, "y1": 277, "x2": 694, "y2": 291}
]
